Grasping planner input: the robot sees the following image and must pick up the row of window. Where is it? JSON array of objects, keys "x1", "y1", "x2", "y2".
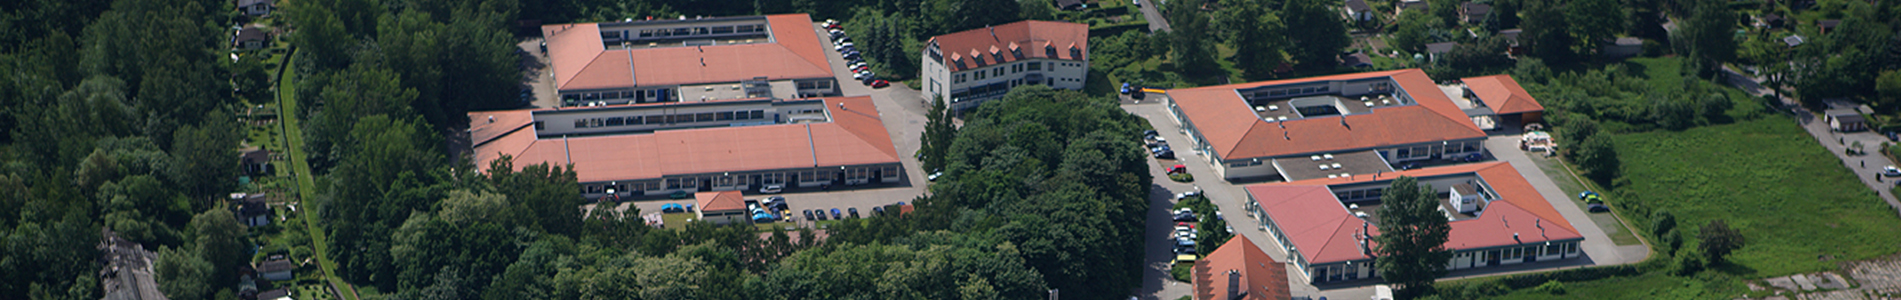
[
  {"x1": 1335, "y1": 188, "x2": 1385, "y2": 202},
  {"x1": 616, "y1": 24, "x2": 767, "y2": 40},
  {"x1": 582, "y1": 166, "x2": 902, "y2": 193},
  {"x1": 564, "y1": 89, "x2": 671, "y2": 102},
  {"x1": 795, "y1": 80, "x2": 833, "y2": 90},
  {"x1": 572, "y1": 110, "x2": 768, "y2": 128},
  {"x1": 1392, "y1": 141, "x2": 1481, "y2": 159},
  {"x1": 954, "y1": 62, "x2": 1059, "y2": 84}
]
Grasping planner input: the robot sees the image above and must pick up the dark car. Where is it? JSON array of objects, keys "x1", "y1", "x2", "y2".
[
  {"x1": 803, "y1": 209, "x2": 815, "y2": 220},
  {"x1": 1458, "y1": 153, "x2": 1485, "y2": 162},
  {"x1": 873, "y1": 206, "x2": 886, "y2": 216},
  {"x1": 1398, "y1": 161, "x2": 1421, "y2": 170},
  {"x1": 830, "y1": 208, "x2": 843, "y2": 220},
  {"x1": 1143, "y1": 130, "x2": 1158, "y2": 137},
  {"x1": 848, "y1": 208, "x2": 860, "y2": 218},
  {"x1": 1172, "y1": 212, "x2": 1197, "y2": 222},
  {"x1": 1154, "y1": 150, "x2": 1176, "y2": 159},
  {"x1": 1587, "y1": 203, "x2": 1611, "y2": 213},
  {"x1": 669, "y1": 190, "x2": 690, "y2": 199}
]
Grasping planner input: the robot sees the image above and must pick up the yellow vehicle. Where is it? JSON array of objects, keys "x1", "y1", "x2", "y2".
[{"x1": 1175, "y1": 254, "x2": 1197, "y2": 264}]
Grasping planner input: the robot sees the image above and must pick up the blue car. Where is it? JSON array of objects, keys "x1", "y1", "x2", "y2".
[
  {"x1": 830, "y1": 208, "x2": 843, "y2": 220},
  {"x1": 660, "y1": 203, "x2": 685, "y2": 213}
]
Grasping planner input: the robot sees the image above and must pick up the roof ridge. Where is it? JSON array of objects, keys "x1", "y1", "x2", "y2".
[{"x1": 560, "y1": 50, "x2": 614, "y2": 90}]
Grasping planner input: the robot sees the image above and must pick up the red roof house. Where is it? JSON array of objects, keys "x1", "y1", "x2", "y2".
[{"x1": 1194, "y1": 235, "x2": 1293, "y2": 300}]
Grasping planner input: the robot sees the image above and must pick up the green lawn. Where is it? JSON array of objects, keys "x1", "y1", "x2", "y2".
[
  {"x1": 275, "y1": 53, "x2": 359, "y2": 300},
  {"x1": 1489, "y1": 272, "x2": 1747, "y2": 299},
  {"x1": 1612, "y1": 117, "x2": 1901, "y2": 276}
]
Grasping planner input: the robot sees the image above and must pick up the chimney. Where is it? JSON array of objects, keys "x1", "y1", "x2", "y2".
[
  {"x1": 988, "y1": 25, "x2": 997, "y2": 41},
  {"x1": 1340, "y1": 115, "x2": 1349, "y2": 128},
  {"x1": 1227, "y1": 270, "x2": 1246, "y2": 300}
]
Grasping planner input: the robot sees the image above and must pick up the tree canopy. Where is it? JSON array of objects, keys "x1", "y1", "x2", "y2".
[{"x1": 1374, "y1": 176, "x2": 1453, "y2": 298}]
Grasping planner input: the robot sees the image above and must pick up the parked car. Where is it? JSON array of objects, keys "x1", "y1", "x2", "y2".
[
  {"x1": 1175, "y1": 254, "x2": 1197, "y2": 264},
  {"x1": 1397, "y1": 161, "x2": 1421, "y2": 170},
  {"x1": 660, "y1": 203, "x2": 685, "y2": 213},
  {"x1": 760, "y1": 184, "x2": 784, "y2": 194},
  {"x1": 1167, "y1": 164, "x2": 1187, "y2": 174},
  {"x1": 852, "y1": 71, "x2": 874, "y2": 80},
  {"x1": 1172, "y1": 212, "x2": 1198, "y2": 222},
  {"x1": 848, "y1": 207, "x2": 859, "y2": 218},
  {"x1": 1175, "y1": 237, "x2": 1196, "y2": 249},
  {"x1": 1887, "y1": 131, "x2": 1899, "y2": 142},
  {"x1": 815, "y1": 209, "x2": 828, "y2": 220},
  {"x1": 669, "y1": 190, "x2": 690, "y2": 199},
  {"x1": 870, "y1": 79, "x2": 890, "y2": 88},
  {"x1": 1174, "y1": 229, "x2": 1198, "y2": 239},
  {"x1": 1121, "y1": 82, "x2": 1133, "y2": 94},
  {"x1": 830, "y1": 208, "x2": 843, "y2": 220},
  {"x1": 927, "y1": 171, "x2": 943, "y2": 181},
  {"x1": 1174, "y1": 190, "x2": 1200, "y2": 200},
  {"x1": 684, "y1": 204, "x2": 695, "y2": 212},
  {"x1": 1885, "y1": 166, "x2": 1901, "y2": 177},
  {"x1": 1458, "y1": 153, "x2": 1485, "y2": 162},
  {"x1": 873, "y1": 206, "x2": 886, "y2": 216},
  {"x1": 835, "y1": 42, "x2": 855, "y2": 51},
  {"x1": 1154, "y1": 150, "x2": 1175, "y2": 159},
  {"x1": 802, "y1": 209, "x2": 814, "y2": 221},
  {"x1": 1174, "y1": 246, "x2": 1196, "y2": 255}
]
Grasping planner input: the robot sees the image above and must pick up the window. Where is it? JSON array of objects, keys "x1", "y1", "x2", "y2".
[
  {"x1": 717, "y1": 112, "x2": 734, "y2": 120},
  {"x1": 696, "y1": 112, "x2": 714, "y2": 122},
  {"x1": 711, "y1": 26, "x2": 733, "y2": 34},
  {"x1": 993, "y1": 68, "x2": 1004, "y2": 77},
  {"x1": 605, "y1": 117, "x2": 624, "y2": 126},
  {"x1": 750, "y1": 110, "x2": 765, "y2": 119},
  {"x1": 975, "y1": 70, "x2": 987, "y2": 80},
  {"x1": 1012, "y1": 63, "x2": 1023, "y2": 73},
  {"x1": 574, "y1": 119, "x2": 587, "y2": 128},
  {"x1": 1028, "y1": 62, "x2": 1041, "y2": 71}
]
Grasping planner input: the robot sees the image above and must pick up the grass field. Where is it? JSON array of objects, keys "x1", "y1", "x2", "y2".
[
  {"x1": 1490, "y1": 271, "x2": 1748, "y2": 299},
  {"x1": 1612, "y1": 117, "x2": 1901, "y2": 276}
]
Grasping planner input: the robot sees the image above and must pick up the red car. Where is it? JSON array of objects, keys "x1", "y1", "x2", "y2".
[
  {"x1": 825, "y1": 23, "x2": 841, "y2": 29},
  {"x1": 870, "y1": 79, "x2": 890, "y2": 88}
]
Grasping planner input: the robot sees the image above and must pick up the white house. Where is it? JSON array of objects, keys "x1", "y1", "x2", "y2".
[
  {"x1": 1344, "y1": 0, "x2": 1374, "y2": 22},
  {"x1": 919, "y1": 21, "x2": 1089, "y2": 112},
  {"x1": 238, "y1": 0, "x2": 273, "y2": 16}
]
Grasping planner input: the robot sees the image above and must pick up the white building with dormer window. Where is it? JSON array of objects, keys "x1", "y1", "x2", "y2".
[{"x1": 919, "y1": 21, "x2": 1088, "y2": 111}]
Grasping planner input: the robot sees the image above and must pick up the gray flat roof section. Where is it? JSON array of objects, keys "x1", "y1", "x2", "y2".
[{"x1": 1274, "y1": 149, "x2": 1396, "y2": 181}]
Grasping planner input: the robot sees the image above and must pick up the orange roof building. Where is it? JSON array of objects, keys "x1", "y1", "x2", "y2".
[
  {"x1": 1241, "y1": 162, "x2": 1583, "y2": 284},
  {"x1": 541, "y1": 14, "x2": 839, "y2": 107},
  {"x1": 468, "y1": 96, "x2": 901, "y2": 200},
  {"x1": 1193, "y1": 235, "x2": 1293, "y2": 300},
  {"x1": 919, "y1": 21, "x2": 1089, "y2": 111},
  {"x1": 1161, "y1": 69, "x2": 1494, "y2": 182},
  {"x1": 695, "y1": 191, "x2": 749, "y2": 225},
  {"x1": 1458, "y1": 75, "x2": 1546, "y2": 124}
]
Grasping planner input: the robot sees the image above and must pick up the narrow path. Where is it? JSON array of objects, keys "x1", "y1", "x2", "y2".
[
  {"x1": 1138, "y1": 1, "x2": 1171, "y2": 33},
  {"x1": 273, "y1": 51, "x2": 360, "y2": 300}
]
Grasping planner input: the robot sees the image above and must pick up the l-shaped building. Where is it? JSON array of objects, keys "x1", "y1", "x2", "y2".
[
  {"x1": 918, "y1": 20, "x2": 1089, "y2": 111},
  {"x1": 1162, "y1": 69, "x2": 1543, "y2": 182},
  {"x1": 1244, "y1": 162, "x2": 1584, "y2": 284},
  {"x1": 542, "y1": 14, "x2": 841, "y2": 106}
]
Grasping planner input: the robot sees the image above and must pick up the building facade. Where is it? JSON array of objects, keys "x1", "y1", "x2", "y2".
[
  {"x1": 468, "y1": 96, "x2": 902, "y2": 200},
  {"x1": 919, "y1": 21, "x2": 1089, "y2": 111},
  {"x1": 543, "y1": 14, "x2": 839, "y2": 107}
]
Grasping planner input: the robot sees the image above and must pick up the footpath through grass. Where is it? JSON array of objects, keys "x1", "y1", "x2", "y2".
[
  {"x1": 275, "y1": 53, "x2": 359, "y2": 300},
  {"x1": 1614, "y1": 117, "x2": 1901, "y2": 276}
]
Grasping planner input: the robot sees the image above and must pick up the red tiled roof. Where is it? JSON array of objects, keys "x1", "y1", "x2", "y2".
[
  {"x1": 1461, "y1": 75, "x2": 1544, "y2": 115},
  {"x1": 927, "y1": 21, "x2": 1087, "y2": 72},
  {"x1": 541, "y1": 14, "x2": 833, "y2": 91},
  {"x1": 1168, "y1": 69, "x2": 1485, "y2": 161},
  {"x1": 1247, "y1": 162, "x2": 1582, "y2": 264},
  {"x1": 1194, "y1": 235, "x2": 1293, "y2": 300},
  {"x1": 469, "y1": 97, "x2": 899, "y2": 183},
  {"x1": 696, "y1": 190, "x2": 747, "y2": 212}
]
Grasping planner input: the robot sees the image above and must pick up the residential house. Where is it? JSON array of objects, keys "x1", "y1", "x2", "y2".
[
  {"x1": 1826, "y1": 108, "x2": 1868, "y2": 132},
  {"x1": 233, "y1": 26, "x2": 270, "y2": 50},
  {"x1": 1396, "y1": 0, "x2": 1429, "y2": 17},
  {"x1": 1344, "y1": 0, "x2": 1374, "y2": 22},
  {"x1": 1818, "y1": 19, "x2": 1841, "y2": 34},
  {"x1": 695, "y1": 191, "x2": 749, "y2": 225},
  {"x1": 1054, "y1": 0, "x2": 1086, "y2": 10},
  {"x1": 257, "y1": 289, "x2": 292, "y2": 300},
  {"x1": 1425, "y1": 42, "x2": 1457, "y2": 62},
  {"x1": 238, "y1": 0, "x2": 273, "y2": 16},
  {"x1": 1341, "y1": 52, "x2": 1373, "y2": 68},
  {"x1": 1244, "y1": 162, "x2": 1585, "y2": 284},
  {"x1": 1601, "y1": 37, "x2": 1642, "y2": 58},
  {"x1": 1192, "y1": 235, "x2": 1293, "y2": 300},
  {"x1": 1460, "y1": 2, "x2": 1491, "y2": 24},
  {"x1": 237, "y1": 194, "x2": 271, "y2": 227},
  {"x1": 1498, "y1": 28, "x2": 1524, "y2": 55},
  {"x1": 241, "y1": 149, "x2": 274, "y2": 176},
  {"x1": 258, "y1": 258, "x2": 293, "y2": 281},
  {"x1": 1759, "y1": 13, "x2": 1785, "y2": 28},
  {"x1": 919, "y1": 21, "x2": 1089, "y2": 112}
]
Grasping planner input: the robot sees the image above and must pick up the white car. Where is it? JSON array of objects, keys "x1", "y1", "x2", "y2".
[
  {"x1": 1174, "y1": 229, "x2": 1197, "y2": 239},
  {"x1": 835, "y1": 42, "x2": 854, "y2": 51},
  {"x1": 1885, "y1": 165, "x2": 1901, "y2": 177},
  {"x1": 759, "y1": 184, "x2": 784, "y2": 194},
  {"x1": 927, "y1": 171, "x2": 943, "y2": 181}
]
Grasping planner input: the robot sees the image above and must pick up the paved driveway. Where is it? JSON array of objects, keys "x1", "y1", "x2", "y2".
[{"x1": 1137, "y1": 0, "x2": 1172, "y2": 32}]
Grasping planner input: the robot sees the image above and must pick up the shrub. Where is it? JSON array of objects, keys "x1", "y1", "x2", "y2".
[
  {"x1": 1673, "y1": 247, "x2": 1706, "y2": 276},
  {"x1": 1169, "y1": 172, "x2": 1194, "y2": 182},
  {"x1": 1171, "y1": 263, "x2": 1192, "y2": 282},
  {"x1": 1534, "y1": 280, "x2": 1567, "y2": 295}
]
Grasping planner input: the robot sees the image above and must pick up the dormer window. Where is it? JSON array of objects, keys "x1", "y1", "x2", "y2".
[
  {"x1": 1068, "y1": 43, "x2": 1083, "y2": 60},
  {"x1": 950, "y1": 53, "x2": 965, "y2": 69},
  {"x1": 1009, "y1": 42, "x2": 1023, "y2": 59},
  {"x1": 971, "y1": 49, "x2": 985, "y2": 65},
  {"x1": 1046, "y1": 45, "x2": 1057, "y2": 57},
  {"x1": 989, "y1": 45, "x2": 1004, "y2": 63}
]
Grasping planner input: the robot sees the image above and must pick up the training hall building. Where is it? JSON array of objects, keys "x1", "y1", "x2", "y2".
[
  {"x1": 1162, "y1": 69, "x2": 1494, "y2": 182},
  {"x1": 542, "y1": 14, "x2": 840, "y2": 107},
  {"x1": 918, "y1": 20, "x2": 1089, "y2": 111},
  {"x1": 467, "y1": 96, "x2": 901, "y2": 200},
  {"x1": 1243, "y1": 162, "x2": 1584, "y2": 284}
]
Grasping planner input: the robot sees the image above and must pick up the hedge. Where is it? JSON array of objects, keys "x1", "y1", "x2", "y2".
[{"x1": 1089, "y1": 22, "x2": 1149, "y2": 37}]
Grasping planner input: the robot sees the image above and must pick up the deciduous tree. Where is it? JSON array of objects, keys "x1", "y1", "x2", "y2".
[{"x1": 1374, "y1": 176, "x2": 1452, "y2": 299}]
